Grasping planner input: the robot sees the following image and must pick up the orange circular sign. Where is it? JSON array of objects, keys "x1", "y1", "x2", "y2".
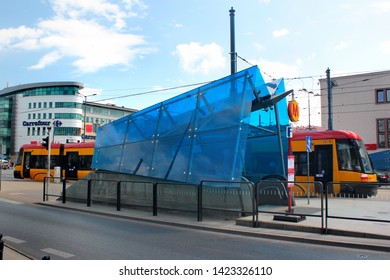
[{"x1": 288, "y1": 100, "x2": 299, "y2": 122}]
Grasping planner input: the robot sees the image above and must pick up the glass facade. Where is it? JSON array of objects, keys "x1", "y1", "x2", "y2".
[
  {"x1": 0, "y1": 96, "x2": 12, "y2": 154},
  {"x1": 22, "y1": 86, "x2": 79, "y2": 97},
  {"x1": 93, "y1": 66, "x2": 290, "y2": 185}
]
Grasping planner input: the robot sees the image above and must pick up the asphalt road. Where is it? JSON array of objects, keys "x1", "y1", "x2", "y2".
[{"x1": 1, "y1": 198, "x2": 390, "y2": 260}]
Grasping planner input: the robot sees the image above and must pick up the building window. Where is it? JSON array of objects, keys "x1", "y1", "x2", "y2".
[
  {"x1": 377, "y1": 118, "x2": 390, "y2": 148},
  {"x1": 376, "y1": 88, "x2": 390, "y2": 103}
]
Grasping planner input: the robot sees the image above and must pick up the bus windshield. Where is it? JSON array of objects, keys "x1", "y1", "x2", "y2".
[{"x1": 336, "y1": 139, "x2": 374, "y2": 173}]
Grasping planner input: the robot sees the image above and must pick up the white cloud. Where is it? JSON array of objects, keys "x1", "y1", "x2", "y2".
[
  {"x1": 0, "y1": 26, "x2": 43, "y2": 50},
  {"x1": 0, "y1": 0, "x2": 150, "y2": 73},
  {"x1": 37, "y1": 18, "x2": 146, "y2": 72},
  {"x1": 175, "y1": 42, "x2": 226, "y2": 75},
  {"x1": 29, "y1": 51, "x2": 63, "y2": 69},
  {"x1": 49, "y1": 0, "x2": 147, "y2": 29},
  {"x1": 272, "y1": 28, "x2": 289, "y2": 38}
]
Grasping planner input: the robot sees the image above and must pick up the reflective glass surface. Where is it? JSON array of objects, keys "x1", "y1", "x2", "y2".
[{"x1": 93, "y1": 66, "x2": 289, "y2": 184}]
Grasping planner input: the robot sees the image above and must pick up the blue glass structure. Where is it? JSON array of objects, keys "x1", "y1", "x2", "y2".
[{"x1": 92, "y1": 66, "x2": 291, "y2": 184}]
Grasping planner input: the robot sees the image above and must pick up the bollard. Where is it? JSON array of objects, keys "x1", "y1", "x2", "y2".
[{"x1": 0, "y1": 233, "x2": 4, "y2": 260}]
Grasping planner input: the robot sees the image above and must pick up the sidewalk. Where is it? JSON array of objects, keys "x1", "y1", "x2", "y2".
[{"x1": 1, "y1": 174, "x2": 390, "y2": 259}]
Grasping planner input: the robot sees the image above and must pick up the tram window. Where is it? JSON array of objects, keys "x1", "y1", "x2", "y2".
[{"x1": 294, "y1": 152, "x2": 314, "y2": 176}]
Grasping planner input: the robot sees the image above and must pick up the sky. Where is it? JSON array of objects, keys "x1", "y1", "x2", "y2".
[{"x1": 1, "y1": 0, "x2": 390, "y2": 127}]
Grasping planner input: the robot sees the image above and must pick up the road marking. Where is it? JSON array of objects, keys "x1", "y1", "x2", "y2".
[
  {"x1": 3, "y1": 236, "x2": 26, "y2": 244},
  {"x1": 41, "y1": 248, "x2": 75, "y2": 259},
  {"x1": 0, "y1": 197, "x2": 24, "y2": 204}
]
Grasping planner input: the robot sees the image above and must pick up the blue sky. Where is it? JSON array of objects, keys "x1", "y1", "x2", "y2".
[{"x1": 1, "y1": 0, "x2": 390, "y2": 127}]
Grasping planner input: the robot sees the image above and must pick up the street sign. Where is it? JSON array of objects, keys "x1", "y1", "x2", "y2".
[
  {"x1": 306, "y1": 136, "x2": 312, "y2": 153},
  {"x1": 286, "y1": 126, "x2": 293, "y2": 138}
]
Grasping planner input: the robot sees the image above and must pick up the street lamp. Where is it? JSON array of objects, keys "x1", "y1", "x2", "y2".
[
  {"x1": 299, "y1": 89, "x2": 320, "y2": 131},
  {"x1": 79, "y1": 93, "x2": 97, "y2": 142}
]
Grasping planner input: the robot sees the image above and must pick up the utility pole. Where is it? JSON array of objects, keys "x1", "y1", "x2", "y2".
[
  {"x1": 229, "y1": 7, "x2": 237, "y2": 75},
  {"x1": 46, "y1": 127, "x2": 52, "y2": 184},
  {"x1": 326, "y1": 68, "x2": 333, "y2": 130}
]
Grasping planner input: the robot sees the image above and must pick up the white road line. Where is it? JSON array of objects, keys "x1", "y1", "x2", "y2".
[
  {"x1": 3, "y1": 236, "x2": 26, "y2": 244},
  {"x1": 41, "y1": 248, "x2": 75, "y2": 259}
]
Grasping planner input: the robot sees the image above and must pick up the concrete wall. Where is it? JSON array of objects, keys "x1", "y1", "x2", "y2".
[{"x1": 65, "y1": 171, "x2": 255, "y2": 214}]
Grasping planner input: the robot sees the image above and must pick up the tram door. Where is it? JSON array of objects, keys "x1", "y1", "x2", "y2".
[
  {"x1": 23, "y1": 152, "x2": 31, "y2": 179},
  {"x1": 65, "y1": 152, "x2": 79, "y2": 179},
  {"x1": 314, "y1": 145, "x2": 333, "y2": 193}
]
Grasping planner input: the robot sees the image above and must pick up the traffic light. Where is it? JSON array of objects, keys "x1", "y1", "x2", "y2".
[{"x1": 42, "y1": 136, "x2": 49, "y2": 150}]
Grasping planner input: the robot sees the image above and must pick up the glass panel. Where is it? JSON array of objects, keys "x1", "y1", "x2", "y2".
[
  {"x1": 378, "y1": 119, "x2": 385, "y2": 133},
  {"x1": 387, "y1": 89, "x2": 390, "y2": 102},
  {"x1": 149, "y1": 134, "x2": 192, "y2": 182},
  {"x1": 378, "y1": 134, "x2": 385, "y2": 148},
  {"x1": 92, "y1": 145, "x2": 123, "y2": 171},
  {"x1": 92, "y1": 66, "x2": 289, "y2": 185},
  {"x1": 120, "y1": 140, "x2": 154, "y2": 175},
  {"x1": 125, "y1": 107, "x2": 159, "y2": 143},
  {"x1": 377, "y1": 90, "x2": 384, "y2": 103},
  {"x1": 95, "y1": 117, "x2": 128, "y2": 147},
  {"x1": 387, "y1": 119, "x2": 390, "y2": 133}
]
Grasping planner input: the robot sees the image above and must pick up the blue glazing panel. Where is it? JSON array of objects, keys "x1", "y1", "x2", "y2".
[
  {"x1": 243, "y1": 127, "x2": 287, "y2": 182},
  {"x1": 158, "y1": 94, "x2": 196, "y2": 138},
  {"x1": 93, "y1": 65, "x2": 290, "y2": 185},
  {"x1": 195, "y1": 74, "x2": 253, "y2": 133},
  {"x1": 95, "y1": 116, "x2": 128, "y2": 148},
  {"x1": 187, "y1": 126, "x2": 247, "y2": 183},
  {"x1": 120, "y1": 140, "x2": 154, "y2": 175},
  {"x1": 125, "y1": 107, "x2": 160, "y2": 143},
  {"x1": 149, "y1": 134, "x2": 192, "y2": 182},
  {"x1": 92, "y1": 145, "x2": 123, "y2": 171}
]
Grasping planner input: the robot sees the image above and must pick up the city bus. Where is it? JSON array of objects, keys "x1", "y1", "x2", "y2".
[
  {"x1": 14, "y1": 141, "x2": 94, "y2": 181},
  {"x1": 292, "y1": 130, "x2": 378, "y2": 197}
]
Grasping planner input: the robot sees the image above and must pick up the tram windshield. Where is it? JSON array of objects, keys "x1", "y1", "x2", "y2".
[{"x1": 336, "y1": 139, "x2": 374, "y2": 173}]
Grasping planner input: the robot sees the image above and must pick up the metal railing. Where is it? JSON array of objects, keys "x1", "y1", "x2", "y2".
[{"x1": 42, "y1": 177, "x2": 390, "y2": 235}]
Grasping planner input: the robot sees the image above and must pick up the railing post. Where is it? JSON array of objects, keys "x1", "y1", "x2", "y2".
[
  {"x1": 253, "y1": 182, "x2": 258, "y2": 227},
  {"x1": 0, "y1": 233, "x2": 4, "y2": 260},
  {"x1": 43, "y1": 177, "x2": 46, "y2": 202},
  {"x1": 62, "y1": 178, "x2": 66, "y2": 204},
  {"x1": 197, "y1": 182, "x2": 203, "y2": 222},
  {"x1": 87, "y1": 179, "x2": 92, "y2": 207},
  {"x1": 116, "y1": 181, "x2": 121, "y2": 211},
  {"x1": 324, "y1": 182, "x2": 329, "y2": 234},
  {"x1": 153, "y1": 183, "x2": 157, "y2": 216}
]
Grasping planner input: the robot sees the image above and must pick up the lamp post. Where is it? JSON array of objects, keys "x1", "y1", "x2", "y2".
[
  {"x1": 300, "y1": 89, "x2": 319, "y2": 131},
  {"x1": 80, "y1": 93, "x2": 97, "y2": 142}
]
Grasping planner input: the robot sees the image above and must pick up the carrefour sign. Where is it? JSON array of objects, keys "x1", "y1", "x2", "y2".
[{"x1": 22, "y1": 120, "x2": 51, "y2": 126}]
